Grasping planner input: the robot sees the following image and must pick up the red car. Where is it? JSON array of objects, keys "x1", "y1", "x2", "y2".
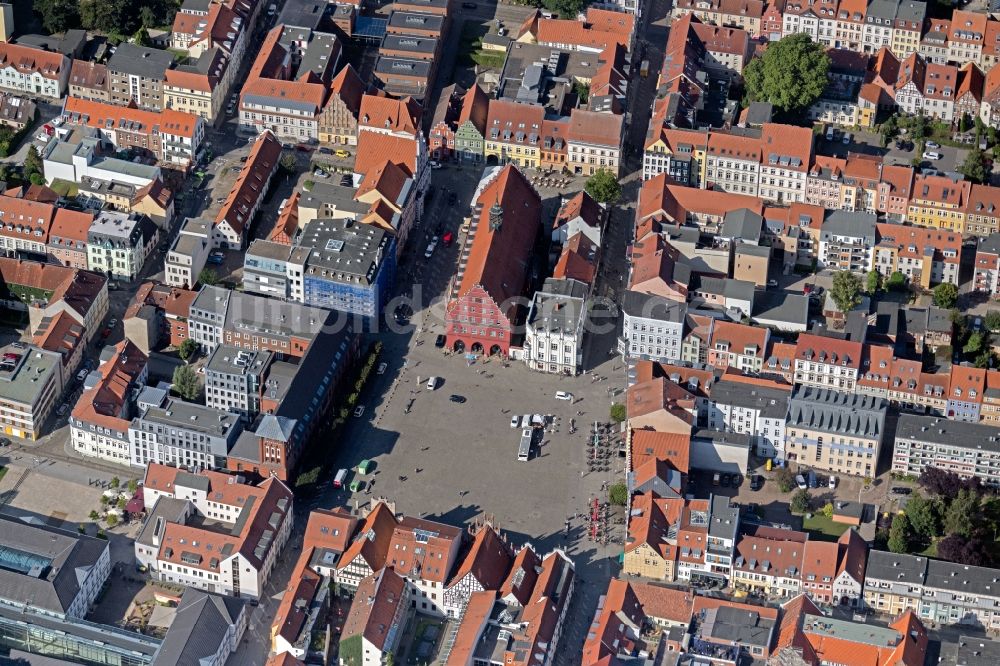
[
  {"x1": 803, "y1": 284, "x2": 813, "y2": 295},
  {"x1": 101, "y1": 327, "x2": 111, "y2": 338},
  {"x1": 442, "y1": 231, "x2": 454, "y2": 246}
]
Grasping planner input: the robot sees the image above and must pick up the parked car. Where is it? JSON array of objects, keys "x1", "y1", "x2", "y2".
[
  {"x1": 442, "y1": 231, "x2": 454, "y2": 246},
  {"x1": 922, "y1": 151, "x2": 941, "y2": 161},
  {"x1": 510, "y1": 416, "x2": 521, "y2": 428},
  {"x1": 353, "y1": 405, "x2": 365, "y2": 417},
  {"x1": 435, "y1": 334, "x2": 446, "y2": 348},
  {"x1": 555, "y1": 391, "x2": 573, "y2": 401},
  {"x1": 749, "y1": 474, "x2": 763, "y2": 491},
  {"x1": 426, "y1": 376, "x2": 438, "y2": 390},
  {"x1": 828, "y1": 475, "x2": 837, "y2": 489},
  {"x1": 108, "y1": 318, "x2": 118, "y2": 328},
  {"x1": 926, "y1": 140, "x2": 941, "y2": 149},
  {"x1": 807, "y1": 470, "x2": 817, "y2": 488},
  {"x1": 335, "y1": 149, "x2": 351, "y2": 158},
  {"x1": 377, "y1": 362, "x2": 388, "y2": 375},
  {"x1": 795, "y1": 474, "x2": 808, "y2": 490},
  {"x1": 842, "y1": 132, "x2": 852, "y2": 145},
  {"x1": 318, "y1": 147, "x2": 333, "y2": 155},
  {"x1": 891, "y1": 486, "x2": 912, "y2": 495},
  {"x1": 449, "y1": 394, "x2": 466, "y2": 403},
  {"x1": 424, "y1": 241, "x2": 436, "y2": 258}
]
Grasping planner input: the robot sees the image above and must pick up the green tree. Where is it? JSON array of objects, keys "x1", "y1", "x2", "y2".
[
  {"x1": 959, "y1": 113, "x2": 972, "y2": 133},
  {"x1": 975, "y1": 350, "x2": 994, "y2": 368},
  {"x1": 743, "y1": 33, "x2": 830, "y2": 113},
  {"x1": 608, "y1": 482, "x2": 628, "y2": 506},
  {"x1": 540, "y1": 0, "x2": 587, "y2": 18},
  {"x1": 821, "y1": 502, "x2": 834, "y2": 518},
  {"x1": 775, "y1": 467, "x2": 796, "y2": 493},
  {"x1": 33, "y1": 0, "x2": 81, "y2": 33},
  {"x1": 906, "y1": 496, "x2": 942, "y2": 539},
  {"x1": 172, "y1": 364, "x2": 202, "y2": 401},
  {"x1": 830, "y1": 270, "x2": 863, "y2": 314},
  {"x1": 110, "y1": 476, "x2": 120, "y2": 489},
  {"x1": 886, "y1": 271, "x2": 907, "y2": 291},
  {"x1": 279, "y1": 152, "x2": 297, "y2": 173},
  {"x1": 888, "y1": 513, "x2": 913, "y2": 553},
  {"x1": 127, "y1": 479, "x2": 138, "y2": 493},
  {"x1": 89, "y1": 510, "x2": 100, "y2": 521},
  {"x1": 584, "y1": 169, "x2": 622, "y2": 204},
  {"x1": 985, "y1": 310, "x2": 1000, "y2": 332},
  {"x1": 866, "y1": 269, "x2": 881, "y2": 295},
  {"x1": 933, "y1": 282, "x2": 959, "y2": 309},
  {"x1": 23, "y1": 145, "x2": 43, "y2": 183},
  {"x1": 133, "y1": 27, "x2": 151, "y2": 47},
  {"x1": 790, "y1": 489, "x2": 811, "y2": 514},
  {"x1": 944, "y1": 488, "x2": 981, "y2": 539},
  {"x1": 959, "y1": 149, "x2": 990, "y2": 184},
  {"x1": 106, "y1": 514, "x2": 119, "y2": 527},
  {"x1": 964, "y1": 331, "x2": 986, "y2": 356},
  {"x1": 573, "y1": 80, "x2": 589, "y2": 105},
  {"x1": 198, "y1": 268, "x2": 219, "y2": 286},
  {"x1": 609, "y1": 403, "x2": 626, "y2": 423},
  {"x1": 178, "y1": 338, "x2": 198, "y2": 361}
]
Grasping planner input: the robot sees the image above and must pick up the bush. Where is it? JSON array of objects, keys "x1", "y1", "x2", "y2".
[
  {"x1": 608, "y1": 482, "x2": 628, "y2": 506},
  {"x1": 96, "y1": 530, "x2": 107, "y2": 540},
  {"x1": 821, "y1": 502, "x2": 834, "y2": 518},
  {"x1": 295, "y1": 466, "x2": 321, "y2": 488},
  {"x1": 106, "y1": 514, "x2": 119, "y2": 527},
  {"x1": 89, "y1": 510, "x2": 100, "y2": 521},
  {"x1": 609, "y1": 403, "x2": 626, "y2": 423}
]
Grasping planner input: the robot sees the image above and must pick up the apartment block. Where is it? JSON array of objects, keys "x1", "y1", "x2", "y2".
[{"x1": 785, "y1": 386, "x2": 887, "y2": 477}]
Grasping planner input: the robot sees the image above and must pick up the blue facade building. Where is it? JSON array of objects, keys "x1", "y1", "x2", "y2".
[{"x1": 298, "y1": 218, "x2": 396, "y2": 319}]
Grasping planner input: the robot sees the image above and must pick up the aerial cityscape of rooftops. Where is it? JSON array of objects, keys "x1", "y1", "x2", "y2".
[{"x1": 8, "y1": 0, "x2": 1000, "y2": 663}]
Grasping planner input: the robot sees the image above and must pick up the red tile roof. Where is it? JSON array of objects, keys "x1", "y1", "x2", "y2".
[
  {"x1": 630, "y1": 430, "x2": 691, "y2": 472},
  {"x1": 447, "y1": 524, "x2": 512, "y2": 591},
  {"x1": 70, "y1": 339, "x2": 147, "y2": 439},
  {"x1": 354, "y1": 132, "x2": 419, "y2": 177},
  {"x1": 359, "y1": 94, "x2": 422, "y2": 135},
  {"x1": 0, "y1": 42, "x2": 67, "y2": 80},
  {"x1": 450, "y1": 165, "x2": 541, "y2": 322},
  {"x1": 63, "y1": 96, "x2": 202, "y2": 139},
  {"x1": 216, "y1": 130, "x2": 282, "y2": 237}
]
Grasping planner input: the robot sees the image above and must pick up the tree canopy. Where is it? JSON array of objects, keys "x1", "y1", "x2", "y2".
[
  {"x1": 33, "y1": 0, "x2": 179, "y2": 36},
  {"x1": 585, "y1": 169, "x2": 622, "y2": 204},
  {"x1": 866, "y1": 269, "x2": 881, "y2": 295},
  {"x1": 959, "y1": 149, "x2": 990, "y2": 184},
  {"x1": 172, "y1": 365, "x2": 201, "y2": 402},
  {"x1": 888, "y1": 513, "x2": 912, "y2": 553},
  {"x1": 933, "y1": 282, "x2": 958, "y2": 309},
  {"x1": 743, "y1": 34, "x2": 830, "y2": 113},
  {"x1": 830, "y1": 270, "x2": 863, "y2": 313}
]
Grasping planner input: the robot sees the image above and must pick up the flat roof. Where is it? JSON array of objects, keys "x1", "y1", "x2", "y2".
[
  {"x1": 375, "y1": 55, "x2": 432, "y2": 78},
  {"x1": 527, "y1": 278, "x2": 588, "y2": 333},
  {"x1": 802, "y1": 613, "x2": 901, "y2": 647},
  {"x1": 136, "y1": 397, "x2": 240, "y2": 438},
  {"x1": 299, "y1": 218, "x2": 392, "y2": 285},
  {"x1": 0, "y1": 345, "x2": 60, "y2": 407},
  {"x1": 206, "y1": 345, "x2": 273, "y2": 377},
  {"x1": 387, "y1": 10, "x2": 444, "y2": 33},
  {"x1": 380, "y1": 33, "x2": 438, "y2": 55},
  {"x1": 895, "y1": 414, "x2": 1000, "y2": 451},
  {"x1": 278, "y1": 0, "x2": 329, "y2": 31}
]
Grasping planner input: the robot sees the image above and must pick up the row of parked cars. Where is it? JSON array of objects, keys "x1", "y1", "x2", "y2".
[{"x1": 796, "y1": 471, "x2": 837, "y2": 489}]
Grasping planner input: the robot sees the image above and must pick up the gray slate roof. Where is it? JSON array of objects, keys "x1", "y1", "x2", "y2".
[
  {"x1": 150, "y1": 589, "x2": 245, "y2": 666},
  {"x1": 0, "y1": 515, "x2": 109, "y2": 616},
  {"x1": 621, "y1": 290, "x2": 686, "y2": 322},
  {"x1": 820, "y1": 210, "x2": 877, "y2": 243},
  {"x1": 107, "y1": 44, "x2": 174, "y2": 79},
  {"x1": 786, "y1": 386, "x2": 887, "y2": 439},
  {"x1": 709, "y1": 379, "x2": 789, "y2": 418},
  {"x1": 864, "y1": 549, "x2": 928, "y2": 586},
  {"x1": 896, "y1": 413, "x2": 1000, "y2": 452}
]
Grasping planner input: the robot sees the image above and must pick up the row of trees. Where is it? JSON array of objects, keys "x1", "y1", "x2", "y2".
[
  {"x1": 828, "y1": 269, "x2": 958, "y2": 315},
  {"x1": 33, "y1": 0, "x2": 179, "y2": 38},
  {"x1": 888, "y1": 467, "x2": 998, "y2": 566}
]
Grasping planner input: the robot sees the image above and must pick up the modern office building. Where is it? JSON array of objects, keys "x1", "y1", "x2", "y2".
[
  {"x1": 299, "y1": 218, "x2": 397, "y2": 319},
  {"x1": 128, "y1": 397, "x2": 243, "y2": 469},
  {"x1": 0, "y1": 344, "x2": 62, "y2": 441},
  {"x1": 205, "y1": 345, "x2": 273, "y2": 421}
]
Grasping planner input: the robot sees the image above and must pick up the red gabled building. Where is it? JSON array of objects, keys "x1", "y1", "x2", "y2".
[{"x1": 446, "y1": 165, "x2": 541, "y2": 357}]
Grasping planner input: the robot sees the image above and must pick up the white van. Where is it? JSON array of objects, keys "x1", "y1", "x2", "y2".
[
  {"x1": 555, "y1": 391, "x2": 573, "y2": 401},
  {"x1": 426, "y1": 376, "x2": 438, "y2": 390},
  {"x1": 333, "y1": 468, "x2": 348, "y2": 488}
]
